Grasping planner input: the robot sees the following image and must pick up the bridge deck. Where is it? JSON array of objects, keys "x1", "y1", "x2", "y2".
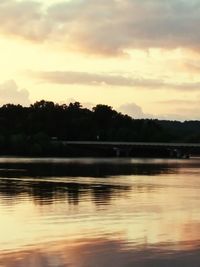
[{"x1": 61, "y1": 141, "x2": 200, "y2": 148}]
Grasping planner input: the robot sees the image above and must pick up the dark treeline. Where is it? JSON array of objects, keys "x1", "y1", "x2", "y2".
[{"x1": 0, "y1": 100, "x2": 200, "y2": 156}]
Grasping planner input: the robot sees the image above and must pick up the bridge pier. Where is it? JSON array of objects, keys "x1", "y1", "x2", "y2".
[
  {"x1": 115, "y1": 148, "x2": 121, "y2": 157},
  {"x1": 113, "y1": 147, "x2": 132, "y2": 157},
  {"x1": 169, "y1": 148, "x2": 190, "y2": 159}
]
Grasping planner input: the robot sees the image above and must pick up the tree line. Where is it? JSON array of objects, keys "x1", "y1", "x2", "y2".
[{"x1": 0, "y1": 100, "x2": 200, "y2": 156}]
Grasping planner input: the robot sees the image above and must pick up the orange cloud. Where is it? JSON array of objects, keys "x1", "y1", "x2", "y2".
[{"x1": 1, "y1": 1, "x2": 200, "y2": 56}]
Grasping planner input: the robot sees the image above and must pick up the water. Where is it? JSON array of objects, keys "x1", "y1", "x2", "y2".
[{"x1": 0, "y1": 157, "x2": 200, "y2": 266}]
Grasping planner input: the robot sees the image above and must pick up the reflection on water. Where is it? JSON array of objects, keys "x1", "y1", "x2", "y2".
[
  {"x1": 0, "y1": 178, "x2": 131, "y2": 206},
  {"x1": 0, "y1": 157, "x2": 177, "y2": 178},
  {"x1": 2, "y1": 238, "x2": 200, "y2": 267},
  {"x1": 1, "y1": 158, "x2": 200, "y2": 266}
]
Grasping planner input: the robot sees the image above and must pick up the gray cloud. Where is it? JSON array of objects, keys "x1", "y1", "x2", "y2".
[
  {"x1": 63, "y1": 97, "x2": 200, "y2": 121},
  {"x1": 29, "y1": 70, "x2": 165, "y2": 87},
  {"x1": 53, "y1": 97, "x2": 200, "y2": 121},
  {"x1": 29, "y1": 70, "x2": 200, "y2": 91},
  {"x1": 118, "y1": 101, "x2": 200, "y2": 121},
  {"x1": 45, "y1": 0, "x2": 200, "y2": 55},
  {"x1": 1, "y1": 0, "x2": 200, "y2": 55},
  {"x1": 0, "y1": 80, "x2": 30, "y2": 106},
  {"x1": 0, "y1": 0, "x2": 51, "y2": 41},
  {"x1": 118, "y1": 102, "x2": 152, "y2": 119}
]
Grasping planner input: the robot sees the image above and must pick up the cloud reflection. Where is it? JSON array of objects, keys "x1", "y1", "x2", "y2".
[{"x1": 1, "y1": 237, "x2": 200, "y2": 267}]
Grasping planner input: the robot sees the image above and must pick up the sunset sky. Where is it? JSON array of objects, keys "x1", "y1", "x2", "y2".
[{"x1": 1, "y1": 0, "x2": 200, "y2": 120}]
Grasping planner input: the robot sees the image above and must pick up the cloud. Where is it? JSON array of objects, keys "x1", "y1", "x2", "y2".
[
  {"x1": 0, "y1": 0, "x2": 51, "y2": 41},
  {"x1": 155, "y1": 99, "x2": 200, "y2": 121},
  {"x1": 0, "y1": 80, "x2": 30, "y2": 106},
  {"x1": 118, "y1": 102, "x2": 152, "y2": 119},
  {"x1": 156, "y1": 99, "x2": 199, "y2": 105},
  {"x1": 182, "y1": 60, "x2": 200, "y2": 73},
  {"x1": 60, "y1": 99, "x2": 200, "y2": 121},
  {"x1": 118, "y1": 100, "x2": 200, "y2": 121},
  {"x1": 42, "y1": 0, "x2": 200, "y2": 55},
  {"x1": 29, "y1": 70, "x2": 200, "y2": 91},
  {"x1": 158, "y1": 110, "x2": 200, "y2": 121},
  {"x1": 59, "y1": 99, "x2": 200, "y2": 121},
  {"x1": 29, "y1": 70, "x2": 165, "y2": 87},
  {"x1": 1, "y1": 0, "x2": 200, "y2": 55}
]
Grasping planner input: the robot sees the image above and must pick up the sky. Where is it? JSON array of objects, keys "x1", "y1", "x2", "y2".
[{"x1": 1, "y1": 0, "x2": 200, "y2": 120}]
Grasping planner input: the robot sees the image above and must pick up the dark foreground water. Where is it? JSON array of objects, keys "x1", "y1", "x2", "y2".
[{"x1": 0, "y1": 157, "x2": 200, "y2": 266}]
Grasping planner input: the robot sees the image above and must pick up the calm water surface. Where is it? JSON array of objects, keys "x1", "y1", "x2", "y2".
[{"x1": 0, "y1": 157, "x2": 200, "y2": 266}]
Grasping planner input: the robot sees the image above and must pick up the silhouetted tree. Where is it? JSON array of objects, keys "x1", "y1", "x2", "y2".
[{"x1": 0, "y1": 100, "x2": 198, "y2": 156}]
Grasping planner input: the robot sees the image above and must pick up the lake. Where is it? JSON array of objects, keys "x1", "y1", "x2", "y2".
[{"x1": 0, "y1": 157, "x2": 200, "y2": 266}]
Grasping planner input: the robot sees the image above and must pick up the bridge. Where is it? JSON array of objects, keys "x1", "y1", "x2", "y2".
[
  {"x1": 61, "y1": 141, "x2": 200, "y2": 148},
  {"x1": 55, "y1": 141, "x2": 200, "y2": 158}
]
